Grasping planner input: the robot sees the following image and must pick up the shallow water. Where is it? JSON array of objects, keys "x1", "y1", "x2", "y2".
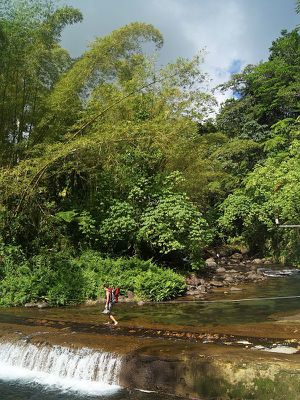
[
  {"x1": 1, "y1": 274, "x2": 299, "y2": 329},
  {"x1": 0, "y1": 273, "x2": 299, "y2": 399}
]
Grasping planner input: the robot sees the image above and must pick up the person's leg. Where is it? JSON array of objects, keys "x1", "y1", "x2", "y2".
[{"x1": 109, "y1": 314, "x2": 118, "y2": 325}]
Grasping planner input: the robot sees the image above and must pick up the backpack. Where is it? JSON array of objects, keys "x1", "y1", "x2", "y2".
[{"x1": 111, "y1": 287, "x2": 120, "y2": 304}]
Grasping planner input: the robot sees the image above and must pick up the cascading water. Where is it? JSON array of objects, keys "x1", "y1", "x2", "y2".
[{"x1": 0, "y1": 340, "x2": 122, "y2": 395}]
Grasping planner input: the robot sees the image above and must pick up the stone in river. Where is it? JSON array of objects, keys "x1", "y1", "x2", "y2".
[{"x1": 205, "y1": 257, "x2": 217, "y2": 268}]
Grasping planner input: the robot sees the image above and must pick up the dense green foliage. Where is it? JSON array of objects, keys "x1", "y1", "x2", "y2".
[
  {"x1": 0, "y1": 1, "x2": 299, "y2": 306},
  {"x1": 0, "y1": 245, "x2": 185, "y2": 305},
  {"x1": 217, "y1": 27, "x2": 300, "y2": 262}
]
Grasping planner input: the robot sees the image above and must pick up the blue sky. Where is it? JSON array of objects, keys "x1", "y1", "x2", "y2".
[{"x1": 61, "y1": 0, "x2": 299, "y2": 104}]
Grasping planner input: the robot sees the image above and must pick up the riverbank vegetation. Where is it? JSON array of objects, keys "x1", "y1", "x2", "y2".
[{"x1": 0, "y1": 0, "x2": 299, "y2": 305}]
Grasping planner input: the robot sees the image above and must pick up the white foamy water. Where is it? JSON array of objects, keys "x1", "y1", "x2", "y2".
[
  {"x1": 252, "y1": 344, "x2": 299, "y2": 354},
  {"x1": 264, "y1": 345, "x2": 298, "y2": 354},
  {"x1": 0, "y1": 341, "x2": 122, "y2": 395}
]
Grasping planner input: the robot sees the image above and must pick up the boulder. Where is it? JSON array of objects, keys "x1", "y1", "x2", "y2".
[
  {"x1": 224, "y1": 275, "x2": 234, "y2": 283},
  {"x1": 198, "y1": 285, "x2": 207, "y2": 294},
  {"x1": 205, "y1": 257, "x2": 217, "y2": 268},
  {"x1": 247, "y1": 273, "x2": 259, "y2": 280},
  {"x1": 24, "y1": 302, "x2": 37, "y2": 308},
  {"x1": 240, "y1": 246, "x2": 249, "y2": 255},
  {"x1": 252, "y1": 258, "x2": 263, "y2": 265},
  {"x1": 210, "y1": 280, "x2": 224, "y2": 287},
  {"x1": 216, "y1": 267, "x2": 226, "y2": 273},
  {"x1": 37, "y1": 301, "x2": 49, "y2": 309},
  {"x1": 230, "y1": 253, "x2": 243, "y2": 260},
  {"x1": 186, "y1": 274, "x2": 204, "y2": 286},
  {"x1": 186, "y1": 289, "x2": 199, "y2": 296}
]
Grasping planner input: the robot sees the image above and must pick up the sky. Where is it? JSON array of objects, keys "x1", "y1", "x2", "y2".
[{"x1": 61, "y1": 0, "x2": 299, "y2": 105}]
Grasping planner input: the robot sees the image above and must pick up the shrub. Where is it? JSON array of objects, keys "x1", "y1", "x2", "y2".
[
  {"x1": 0, "y1": 250, "x2": 86, "y2": 306},
  {"x1": 0, "y1": 248, "x2": 187, "y2": 306},
  {"x1": 134, "y1": 268, "x2": 186, "y2": 301},
  {"x1": 77, "y1": 250, "x2": 186, "y2": 301}
]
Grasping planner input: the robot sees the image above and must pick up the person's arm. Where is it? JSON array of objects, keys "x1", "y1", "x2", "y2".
[{"x1": 105, "y1": 289, "x2": 110, "y2": 306}]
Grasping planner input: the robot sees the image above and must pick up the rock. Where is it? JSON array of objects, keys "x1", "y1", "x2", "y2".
[
  {"x1": 252, "y1": 258, "x2": 263, "y2": 265},
  {"x1": 198, "y1": 285, "x2": 207, "y2": 293},
  {"x1": 230, "y1": 287, "x2": 242, "y2": 291},
  {"x1": 264, "y1": 260, "x2": 272, "y2": 265},
  {"x1": 210, "y1": 280, "x2": 224, "y2": 287},
  {"x1": 240, "y1": 246, "x2": 249, "y2": 255},
  {"x1": 216, "y1": 267, "x2": 226, "y2": 273},
  {"x1": 24, "y1": 302, "x2": 37, "y2": 308},
  {"x1": 205, "y1": 257, "x2": 217, "y2": 268},
  {"x1": 186, "y1": 274, "x2": 204, "y2": 286},
  {"x1": 186, "y1": 289, "x2": 197, "y2": 296},
  {"x1": 230, "y1": 253, "x2": 243, "y2": 260},
  {"x1": 127, "y1": 291, "x2": 134, "y2": 300},
  {"x1": 247, "y1": 273, "x2": 259, "y2": 280},
  {"x1": 224, "y1": 276, "x2": 234, "y2": 283},
  {"x1": 137, "y1": 301, "x2": 145, "y2": 306},
  {"x1": 37, "y1": 302, "x2": 49, "y2": 309}
]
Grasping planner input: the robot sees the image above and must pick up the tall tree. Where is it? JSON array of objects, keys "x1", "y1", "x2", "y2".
[
  {"x1": 217, "y1": 30, "x2": 300, "y2": 139},
  {"x1": 0, "y1": 21, "x2": 215, "y2": 266},
  {"x1": 0, "y1": 0, "x2": 82, "y2": 165}
]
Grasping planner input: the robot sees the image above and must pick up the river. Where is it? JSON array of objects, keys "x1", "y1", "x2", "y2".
[{"x1": 0, "y1": 271, "x2": 299, "y2": 400}]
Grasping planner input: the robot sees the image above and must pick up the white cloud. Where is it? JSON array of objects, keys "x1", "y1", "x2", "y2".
[
  {"x1": 62, "y1": 0, "x2": 299, "y2": 107},
  {"x1": 148, "y1": 0, "x2": 248, "y2": 105}
]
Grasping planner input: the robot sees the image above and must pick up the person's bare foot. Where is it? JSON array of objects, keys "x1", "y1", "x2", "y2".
[
  {"x1": 104, "y1": 322, "x2": 111, "y2": 325},
  {"x1": 113, "y1": 321, "x2": 118, "y2": 326}
]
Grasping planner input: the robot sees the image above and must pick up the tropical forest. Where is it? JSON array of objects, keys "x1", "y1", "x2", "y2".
[{"x1": 0, "y1": 0, "x2": 299, "y2": 306}]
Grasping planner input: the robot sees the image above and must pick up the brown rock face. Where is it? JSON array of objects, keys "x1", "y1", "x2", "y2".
[{"x1": 120, "y1": 354, "x2": 179, "y2": 392}]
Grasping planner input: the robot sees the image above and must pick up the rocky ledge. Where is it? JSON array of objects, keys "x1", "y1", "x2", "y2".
[{"x1": 186, "y1": 253, "x2": 271, "y2": 298}]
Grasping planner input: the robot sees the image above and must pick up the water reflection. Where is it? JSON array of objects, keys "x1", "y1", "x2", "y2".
[
  {"x1": 0, "y1": 380, "x2": 182, "y2": 400},
  {"x1": 0, "y1": 275, "x2": 299, "y2": 329}
]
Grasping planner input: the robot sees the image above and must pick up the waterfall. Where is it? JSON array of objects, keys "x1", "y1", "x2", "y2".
[{"x1": 0, "y1": 340, "x2": 122, "y2": 395}]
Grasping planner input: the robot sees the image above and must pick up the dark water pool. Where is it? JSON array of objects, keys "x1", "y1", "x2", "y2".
[{"x1": 0, "y1": 380, "x2": 182, "y2": 400}]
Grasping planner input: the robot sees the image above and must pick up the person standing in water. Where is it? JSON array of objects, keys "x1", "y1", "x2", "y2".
[{"x1": 102, "y1": 283, "x2": 118, "y2": 325}]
